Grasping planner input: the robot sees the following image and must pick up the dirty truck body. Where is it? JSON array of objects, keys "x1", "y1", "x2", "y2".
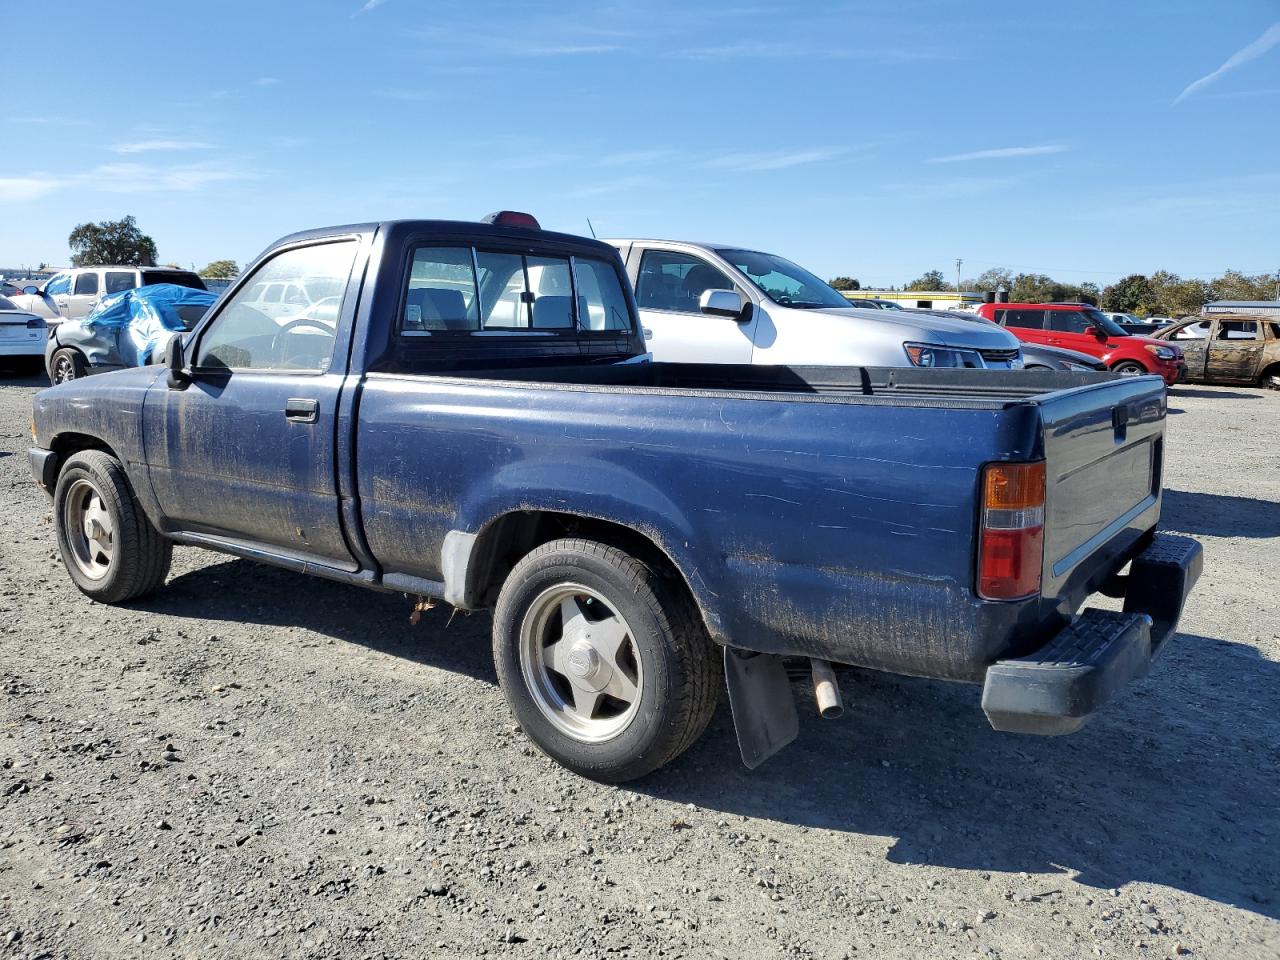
[{"x1": 29, "y1": 218, "x2": 1201, "y2": 781}]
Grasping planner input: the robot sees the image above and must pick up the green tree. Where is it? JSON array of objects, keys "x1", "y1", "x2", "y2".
[
  {"x1": 201, "y1": 259, "x2": 240, "y2": 279},
  {"x1": 1209, "y1": 269, "x2": 1276, "y2": 302},
  {"x1": 67, "y1": 216, "x2": 157, "y2": 267},
  {"x1": 905, "y1": 269, "x2": 950, "y2": 291},
  {"x1": 964, "y1": 267, "x2": 1014, "y2": 293},
  {"x1": 828, "y1": 276, "x2": 859, "y2": 291},
  {"x1": 1100, "y1": 274, "x2": 1155, "y2": 314},
  {"x1": 1147, "y1": 270, "x2": 1211, "y2": 318},
  {"x1": 1007, "y1": 273, "x2": 1097, "y2": 305}
]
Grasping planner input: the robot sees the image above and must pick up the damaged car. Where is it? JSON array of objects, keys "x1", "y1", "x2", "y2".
[{"x1": 45, "y1": 283, "x2": 217, "y2": 384}]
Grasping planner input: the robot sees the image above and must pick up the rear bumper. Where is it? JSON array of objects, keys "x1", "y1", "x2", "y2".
[
  {"x1": 1156, "y1": 360, "x2": 1185, "y2": 385},
  {"x1": 981, "y1": 533, "x2": 1202, "y2": 735}
]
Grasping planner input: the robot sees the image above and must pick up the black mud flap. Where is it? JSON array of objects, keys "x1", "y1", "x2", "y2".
[{"x1": 724, "y1": 649, "x2": 798, "y2": 769}]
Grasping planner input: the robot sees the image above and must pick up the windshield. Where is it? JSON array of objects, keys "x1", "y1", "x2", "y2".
[
  {"x1": 1084, "y1": 308, "x2": 1128, "y2": 337},
  {"x1": 715, "y1": 248, "x2": 851, "y2": 309}
]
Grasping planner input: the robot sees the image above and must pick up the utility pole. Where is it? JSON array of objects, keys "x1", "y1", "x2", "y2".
[{"x1": 955, "y1": 258, "x2": 963, "y2": 297}]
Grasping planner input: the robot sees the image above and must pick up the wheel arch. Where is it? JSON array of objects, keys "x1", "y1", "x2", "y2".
[
  {"x1": 453, "y1": 510, "x2": 726, "y2": 644},
  {"x1": 1259, "y1": 360, "x2": 1280, "y2": 388}
]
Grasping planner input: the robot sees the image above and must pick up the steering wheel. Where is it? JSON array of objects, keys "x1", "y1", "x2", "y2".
[{"x1": 272, "y1": 316, "x2": 336, "y2": 368}]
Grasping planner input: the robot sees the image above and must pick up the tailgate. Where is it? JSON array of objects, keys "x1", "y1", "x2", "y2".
[{"x1": 1036, "y1": 376, "x2": 1166, "y2": 602}]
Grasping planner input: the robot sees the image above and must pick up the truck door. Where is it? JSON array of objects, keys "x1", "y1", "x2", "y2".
[
  {"x1": 1166, "y1": 320, "x2": 1209, "y2": 378},
  {"x1": 1204, "y1": 319, "x2": 1264, "y2": 382},
  {"x1": 66, "y1": 271, "x2": 102, "y2": 318},
  {"x1": 143, "y1": 238, "x2": 362, "y2": 566},
  {"x1": 631, "y1": 248, "x2": 755, "y2": 363}
]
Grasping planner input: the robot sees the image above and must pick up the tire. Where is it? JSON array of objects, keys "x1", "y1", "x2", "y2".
[
  {"x1": 1262, "y1": 368, "x2": 1280, "y2": 391},
  {"x1": 492, "y1": 538, "x2": 719, "y2": 783},
  {"x1": 1111, "y1": 360, "x2": 1147, "y2": 376},
  {"x1": 50, "y1": 347, "x2": 86, "y2": 385},
  {"x1": 53, "y1": 450, "x2": 172, "y2": 603}
]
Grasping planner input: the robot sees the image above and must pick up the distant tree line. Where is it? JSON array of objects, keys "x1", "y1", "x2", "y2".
[
  {"x1": 64, "y1": 215, "x2": 239, "y2": 279},
  {"x1": 884, "y1": 265, "x2": 1277, "y2": 316}
]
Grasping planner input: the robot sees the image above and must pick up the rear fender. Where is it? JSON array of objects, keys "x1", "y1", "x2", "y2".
[{"x1": 449, "y1": 458, "x2": 727, "y2": 639}]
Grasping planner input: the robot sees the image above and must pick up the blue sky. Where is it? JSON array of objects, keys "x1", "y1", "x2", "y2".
[{"x1": 2, "y1": 0, "x2": 1278, "y2": 288}]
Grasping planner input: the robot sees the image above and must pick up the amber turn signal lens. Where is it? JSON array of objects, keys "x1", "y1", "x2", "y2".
[{"x1": 983, "y1": 461, "x2": 1045, "y2": 511}]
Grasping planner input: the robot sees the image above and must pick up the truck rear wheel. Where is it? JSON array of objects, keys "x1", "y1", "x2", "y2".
[
  {"x1": 492, "y1": 538, "x2": 718, "y2": 782},
  {"x1": 53, "y1": 451, "x2": 172, "y2": 603}
]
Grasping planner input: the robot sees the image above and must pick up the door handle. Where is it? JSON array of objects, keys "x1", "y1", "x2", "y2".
[{"x1": 285, "y1": 398, "x2": 319, "y2": 423}]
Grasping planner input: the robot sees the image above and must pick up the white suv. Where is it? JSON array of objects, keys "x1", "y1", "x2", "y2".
[{"x1": 12, "y1": 266, "x2": 206, "y2": 325}]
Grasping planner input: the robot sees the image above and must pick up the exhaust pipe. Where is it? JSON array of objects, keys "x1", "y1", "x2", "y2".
[{"x1": 809, "y1": 658, "x2": 844, "y2": 719}]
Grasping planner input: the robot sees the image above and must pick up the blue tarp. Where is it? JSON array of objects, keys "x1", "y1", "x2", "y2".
[{"x1": 83, "y1": 283, "x2": 217, "y2": 366}]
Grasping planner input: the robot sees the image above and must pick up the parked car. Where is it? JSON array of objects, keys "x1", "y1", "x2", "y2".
[
  {"x1": 0, "y1": 295, "x2": 49, "y2": 370},
  {"x1": 911, "y1": 310, "x2": 1102, "y2": 372},
  {"x1": 976, "y1": 302, "x2": 1186, "y2": 384},
  {"x1": 843, "y1": 297, "x2": 904, "y2": 311},
  {"x1": 45, "y1": 284, "x2": 217, "y2": 384},
  {"x1": 29, "y1": 212, "x2": 1201, "y2": 782},
  {"x1": 1154, "y1": 314, "x2": 1280, "y2": 388},
  {"x1": 8, "y1": 266, "x2": 207, "y2": 327},
  {"x1": 606, "y1": 240, "x2": 1022, "y2": 368}
]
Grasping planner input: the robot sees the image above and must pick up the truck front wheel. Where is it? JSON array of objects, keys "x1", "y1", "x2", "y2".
[
  {"x1": 53, "y1": 451, "x2": 173, "y2": 603},
  {"x1": 492, "y1": 538, "x2": 718, "y2": 782}
]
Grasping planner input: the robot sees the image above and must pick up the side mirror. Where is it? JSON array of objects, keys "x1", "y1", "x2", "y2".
[
  {"x1": 21, "y1": 285, "x2": 38, "y2": 296},
  {"x1": 1090, "y1": 324, "x2": 1107, "y2": 339},
  {"x1": 164, "y1": 333, "x2": 190, "y2": 388},
  {"x1": 699, "y1": 288, "x2": 747, "y2": 321}
]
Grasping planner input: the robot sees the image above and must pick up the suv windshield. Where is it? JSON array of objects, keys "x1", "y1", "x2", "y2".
[
  {"x1": 715, "y1": 249, "x2": 851, "y2": 309},
  {"x1": 1083, "y1": 308, "x2": 1128, "y2": 337}
]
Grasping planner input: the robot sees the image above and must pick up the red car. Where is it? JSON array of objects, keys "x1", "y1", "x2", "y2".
[{"x1": 976, "y1": 302, "x2": 1185, "y2": 384}]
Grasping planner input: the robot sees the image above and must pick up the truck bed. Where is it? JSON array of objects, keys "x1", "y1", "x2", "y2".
[{"x1": 357, "y1": 363, "x2": 1166, "y2": 681}]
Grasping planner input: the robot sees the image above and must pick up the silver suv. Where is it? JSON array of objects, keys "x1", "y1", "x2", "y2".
[{"x1": 11, "y1": 266, "x2": 206, "y2": 326}]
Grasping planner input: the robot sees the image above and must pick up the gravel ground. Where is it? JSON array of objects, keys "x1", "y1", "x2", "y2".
[{"x1": 1, "y1": 366, "x2": 1277, "y2": 960}]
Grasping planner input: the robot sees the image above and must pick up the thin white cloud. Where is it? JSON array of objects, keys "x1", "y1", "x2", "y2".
[
  {"x1": 0, "y1": 176, "x2": 63, "y2": 203},
  {"x1": 0, "y1": 162, "x2": 257, "y2": 204},
  {"x1": 927, "y1": 145, "x2": 1066, "y2": 164},
  {"x1": 1175, "y1": 22, "x2": 1280, "y2": 104},
  {"x1": 673, "y1": 41, "x2": 951, "y2": 63},
  {"x1": 703, "y1": 148, "x2": 845, "y2": 171},
  {"x1": 252, "y1": 76, "x2": 280, "y2": 86},
  {"x1": 525, "y1": 44, "x2": 620, "y2": 55},
  {"x1": 353, "y1": 0, "x2": 387, "y2": 16},
  {"x1": 110, "y1": 139, "x2": 214, "y2": 154}
]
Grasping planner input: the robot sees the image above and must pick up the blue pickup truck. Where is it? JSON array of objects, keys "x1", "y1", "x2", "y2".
[{"x1": 29, "y1": 213, "x2": 1202, "y2": 782}]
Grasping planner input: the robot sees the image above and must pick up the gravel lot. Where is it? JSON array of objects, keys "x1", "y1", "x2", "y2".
[{"x1": 1, "y1": 366, "x2": 1277, "y2": 960}]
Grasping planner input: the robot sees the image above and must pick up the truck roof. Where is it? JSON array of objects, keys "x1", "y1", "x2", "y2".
[{"x1": 275, "y1": 220, "x2": 620, "y2": 258}]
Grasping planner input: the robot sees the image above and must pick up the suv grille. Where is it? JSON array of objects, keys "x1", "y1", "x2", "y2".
[{"x1": 979, "y1": 348, "x2": 1020, "y2": 365}]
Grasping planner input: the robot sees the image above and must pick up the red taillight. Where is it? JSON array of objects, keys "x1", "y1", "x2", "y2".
[
  {"x1": 482, "y1": 210, "x2": 541, "y2": 230},
  {"x1": 978, "y1": 462, "x2": 1045, "y2": 600}
]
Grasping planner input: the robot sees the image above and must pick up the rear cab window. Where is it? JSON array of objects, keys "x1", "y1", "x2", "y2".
[
  {"x1": 401, "y1": 245, "x2": 634, "y2": 337},
  {"x1": 141, "y1": 270, "x2": 207, "y2": 291},
  {"x1": 105, "y1": 271, "x2": 138, "y2": 294}
]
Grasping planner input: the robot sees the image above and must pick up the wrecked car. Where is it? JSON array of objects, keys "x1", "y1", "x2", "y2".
[
  {"x1": 45, "y1": 283, "x2": 217, "y2": 384},
  {"x1": 1155, "y1": 314, "x2": 1280, "y2": 388},
  {"x1": 29, "y1": 212, "x2": 1202, "y2": 783}
]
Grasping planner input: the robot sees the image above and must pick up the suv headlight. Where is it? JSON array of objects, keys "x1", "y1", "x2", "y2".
[
  {"x1": 904, "y1": 343, "x2": 985, "y2": 368},
  {"x1": 1144, "y1": 344, "x2": 1176, "y2": 360}
]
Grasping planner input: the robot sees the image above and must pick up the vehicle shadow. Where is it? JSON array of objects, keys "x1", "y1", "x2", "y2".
[
  {"x1": 1161, "y1": 489, "x2": 1280, "y2": 538},
  {"x1": 640, "y1": 633, "x2": 1280, "y2": 919},
  {"x1": 153, "y1": 559, "x2": 1278, "y2": 918},
  {"x1": 153, "y1": 558, "x2": 499, "y2": 686},
  {"x1": 1168, "y1": 387, "x2": 1261, "y2": 400}
]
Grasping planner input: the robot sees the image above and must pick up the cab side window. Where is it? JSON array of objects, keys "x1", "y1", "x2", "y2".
[
  {"x1": 1047, "y1": 310, "x2": 1092, "y2": 334},
  {"x1": 635, "y1": 250, "x2": 733, "y2": 313},
  {"x1": 105, "y1": 271, "x2": 137, "y2": 294},
  {"x1": 1002, "y1": 309, "x2": 1046, "y2": 329},
  {"x1": 1216, "y1": 320, "x2": 1258, "y2": 340},
  {"x1": 73, "y1": 272, "x2": 99, "y2": 296},
  {"x1": 195, "y1": 240, "x2": 357, "y2": 372}
]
